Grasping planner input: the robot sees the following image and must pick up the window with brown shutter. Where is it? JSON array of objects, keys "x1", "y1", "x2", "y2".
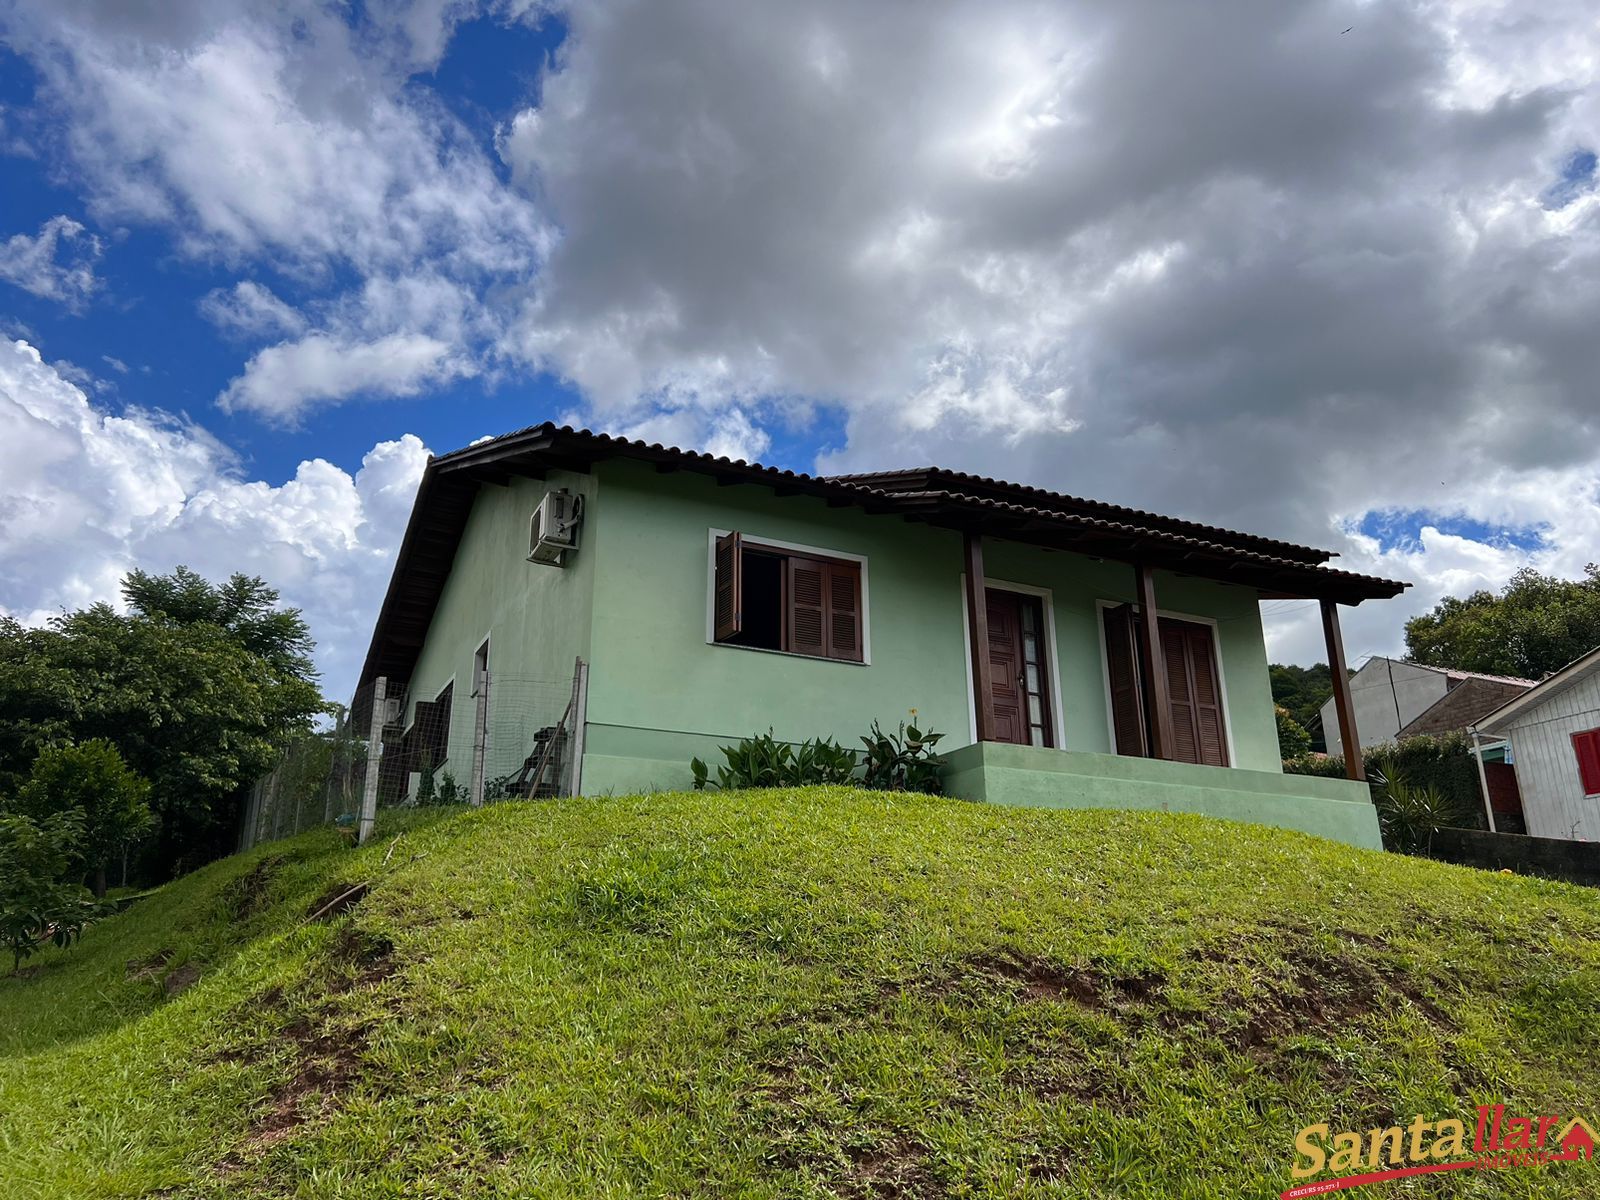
[
  {"x1": 1102, "y1": 604, "x2": 1148, "y2": 756},
  {"x1": 712, "y1": 532, "x2": 865, "y2": 662},
  {"x1": 1102, "y1": 608, "x2": 1228, "y2": 765}
]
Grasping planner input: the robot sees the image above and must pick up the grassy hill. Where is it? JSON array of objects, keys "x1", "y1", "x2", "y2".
[{"x1": 3, "y1": 788, "x2": 1600, "y2": 1199}]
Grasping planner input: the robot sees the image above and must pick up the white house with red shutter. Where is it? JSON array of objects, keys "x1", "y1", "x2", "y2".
[{"x1": 1475, "y1": 647, "x2": 1600, "y2": 840}]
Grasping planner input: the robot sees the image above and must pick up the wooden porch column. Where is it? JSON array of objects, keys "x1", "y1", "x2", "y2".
[
  {"x1": 1320, "y1": 598, "x2": 1366, "y2": 781},
  {"x1": 964, "y1": 531, "x2": 996, "y2": 743},
  {"x1": 1134, "y1": 564, "x2": 1173, "y2": 760}
]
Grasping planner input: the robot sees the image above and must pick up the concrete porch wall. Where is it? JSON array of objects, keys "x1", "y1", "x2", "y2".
[{"x1": 941, "y1": 741, "x2": 1383, "y2": 850}]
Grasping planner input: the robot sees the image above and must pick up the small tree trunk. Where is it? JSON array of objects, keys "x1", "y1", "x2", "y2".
[{"x1": 94, "y1": 864, "x2": 108, "y2": 899}]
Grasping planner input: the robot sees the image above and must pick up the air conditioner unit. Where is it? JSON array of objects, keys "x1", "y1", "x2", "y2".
[
  {"x1": 528, "y1": 488, "x2": 583, "y2": 565},
  {"x1": 381, "y1": 695, "x2": 404, "y2": 725}
]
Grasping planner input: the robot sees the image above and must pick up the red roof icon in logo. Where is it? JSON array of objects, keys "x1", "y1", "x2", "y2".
[{"x1": 1558, "y1": 1118, "x2": 1597, "y2": 1160}]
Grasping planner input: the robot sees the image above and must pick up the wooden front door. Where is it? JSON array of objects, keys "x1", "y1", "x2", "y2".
[{"x1": 983, "y1": 589, "x2": 1053, "y2": 747}]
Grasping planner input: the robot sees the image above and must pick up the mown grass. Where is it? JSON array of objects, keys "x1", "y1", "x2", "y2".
[{"x1": 3, "y1": 788, "x2": 1600, "y2": 1198}]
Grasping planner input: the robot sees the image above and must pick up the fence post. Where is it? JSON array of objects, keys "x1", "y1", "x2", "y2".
[
  {"x1": 470, "y1": 669, "x2": 490, "y2": 806},
  {"x1": 568, "y1": 657, "x2": 589, "y2": 797},
  {"x1": 359, "y1": 676, "x2": 387, "y2": 845}
]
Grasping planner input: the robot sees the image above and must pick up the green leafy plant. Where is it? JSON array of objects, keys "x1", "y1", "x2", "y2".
[
  {"x1": 692, "y1": 731, "x2": 857, "y2": 790},
  {"x1": 413, "y1": 764, "x2": 437, "y2": 807},
  {"x1": 1371, "y1": 769, "x2": 1468, "y2": 854},
  {"x1": 13, "y1": 740, "x2": 154, "y2": 897},
  {"x1": 0, "y1": 810, "x2": 105, "y2": 973},
  {"x1": 436, "y1": 771, "x2": 464, "y2": 805},
  {"x1": 859, "y1": 718, "x2": 946, "y2": 794}
]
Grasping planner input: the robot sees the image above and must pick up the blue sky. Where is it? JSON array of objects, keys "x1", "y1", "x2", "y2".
[{"x1": 2, "y1": 0, "x2": 1598, "y2": 693}]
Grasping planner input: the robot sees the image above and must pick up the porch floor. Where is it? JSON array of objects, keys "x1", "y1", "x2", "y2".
[{"x1": 941, "y1": 741, "x2": 1382, "y2": 850}]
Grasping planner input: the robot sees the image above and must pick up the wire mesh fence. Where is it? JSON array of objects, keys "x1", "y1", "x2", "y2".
[{"x1": 239, "y1": 658, "x2": 588, "y2": 851}]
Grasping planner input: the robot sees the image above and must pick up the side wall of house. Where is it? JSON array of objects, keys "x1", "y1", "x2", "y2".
[
  {"x1": 399, "y1": 469, "x2": 599, "y2": 788},
  {"x1": 1321, "y1": 659, "x2": 1449, "y2": 751},
  {"x1": 1507, "y1": 673, "x2": 1600, "y2": 839},
  {"x1": 579, "y1": 461, "x2": 1283, "y2": 794}
]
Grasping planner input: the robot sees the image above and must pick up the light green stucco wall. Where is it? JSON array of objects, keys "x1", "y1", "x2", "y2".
[
  {"x1": 400, "y1": 469, "x2": 598, "y2": 783},
  {"x1": 577, "y1": 460, "x2": 1284, "y2": 796},
  {"x1": 942, "y1": 742, "x2": 1383, "y2": 850}
]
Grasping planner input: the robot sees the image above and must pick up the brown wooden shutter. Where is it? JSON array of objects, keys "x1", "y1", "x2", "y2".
[
  {"x1": 1103, "y1": 604, "x2": 1148, "y2": 756},
  {"x1": 1158, "y1": 620, "x2": 1229, "y2": 767},
  {"x1": 786, "y1": 556, "x2": 827, "y2": 657},
  {"x1": 1186, "y1": 625, "x2": 1229, "y2": 766},
  {"x1": 714, "y1": 532, "x2": 742, "y2": 642},
  {"x1": 1161, "y1": 623, "x2": 1199, "y2": 764},
  {"x1": 826, "y1": 560, "x2": 863, "y2": 661}
]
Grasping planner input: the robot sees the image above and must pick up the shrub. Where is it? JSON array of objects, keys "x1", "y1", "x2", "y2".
[
  {"x1": 1286, "y1": 731, "x2": 1487, "y2": 829},
  {"x1": 436, "y1": 771, "x2": 464, "y2": 805},
  {"x1": 0, "y1": 810, "x2": 105, "y2": 973},
  {"x1": 13, "y1": 740, "x2": 153, "y2": 897},
  {"x1": 1372, "y1": 770, "x2": 1470, "y2": 854},
  {"x1": 859, "y1": 719, "x2": 946, "y2": 794},
  {"x1": 692, "y1": 731, "x2": 857, "y2": 790},
  {"x1": 1274, "y1": 705, "x2": 1311, "y2": 759}
]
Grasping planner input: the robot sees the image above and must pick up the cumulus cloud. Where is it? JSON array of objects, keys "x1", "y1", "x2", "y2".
[
  {"x1": 0, "y1": 215, "x2": 102, "y2": 309},
  {"x1": 492, "y1": 0, "x2": 1600, "y2": 662},
  {"x1": 0, "y1": 337, "x2": 427, "y2": 695},
  {"x1": 3, "y1": 0, "x2": 549, "y2": 414},
  {"x1": 219, "y1": 330, "x2": 468, "y2": 421}
]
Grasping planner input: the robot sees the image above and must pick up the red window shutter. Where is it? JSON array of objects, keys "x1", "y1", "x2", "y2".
[
  {"x1": 714, "y1": 532, "x2": 742, "y2": 642},
  {"x1": 786, "y1": 556, "x2": 827, "y2": 657},
  {"x1": 1574, "y1": 729, "x2": 1600, "y2": 796},
  {"x1": 1161, "y1": 623, "x2": 1200, "y2": 764},
  {"x1": 826, "y1": 560, "x2": 863, "y2": 661},
  {"x1": 1103, "y1": 604, "x2": 1148, "y2": 756}
]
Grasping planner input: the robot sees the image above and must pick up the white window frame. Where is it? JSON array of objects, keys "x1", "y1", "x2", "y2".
[
  {"x1": 704, "y1": 527, "x2": 872, "y2": 665},
  {"x1": 958, "y1": 576, "x2": 1067, "y2": 750},
  {"x1": 1093, "y1": 599, "x2": 1238, "y2": 765}
]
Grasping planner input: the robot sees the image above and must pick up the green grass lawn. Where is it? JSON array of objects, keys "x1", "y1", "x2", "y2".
[{"x1": 3, "y1": 788, "x2": 1600, "y2": 1198}]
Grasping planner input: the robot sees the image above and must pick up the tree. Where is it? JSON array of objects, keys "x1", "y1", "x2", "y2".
[
  {"x1": 1404, "y1": 565, "x2": 1600, "y2": 681},
  {"x1": 1269, "y1": 662, "x2": 1334, "y2": 752},
  {"x1": 0, "y1": 810, "x2": 97, "y2": 974},
  {"x1": 0, "y1": 568, "x2": 324, "y2": 881},
  {"x1": 1274, "y1": 705, "x2": 1312, "y2": 760},
  {"x1": 14, "y1": 741, "x2": 154, "y2": 896}
]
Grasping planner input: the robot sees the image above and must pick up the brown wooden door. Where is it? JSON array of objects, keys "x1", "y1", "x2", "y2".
[
  {"x1": 1160, "y1": 619, "x2": 1229, "y2": 766},
  {"x1": 982, "y1": 589, "x2": 1054, "y2": 747},
  {"x1": 985, "y1": 590, "x2": 1027, "y2": 744}
]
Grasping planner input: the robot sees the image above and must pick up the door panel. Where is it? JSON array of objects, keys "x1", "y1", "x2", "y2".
[{"x1": 985, "y1": 590, "x2": 1027, "y2": 745}]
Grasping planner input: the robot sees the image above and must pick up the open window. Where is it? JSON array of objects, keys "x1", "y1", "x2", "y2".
[
  {"x1": 712, "y1": 532, "x2": 864, "y2": 662},
  {"x1": 1102, "y1": 606, "x2": 1228, "y2": 766}
]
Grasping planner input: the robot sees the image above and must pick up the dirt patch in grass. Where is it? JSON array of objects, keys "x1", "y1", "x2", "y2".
[
  {"x1": 216, "y1": 926, "x2": 400, "y2": 1173},
  {"x1": 223, "y1": 857, "x2": 283, "y2": 922},
  {"x1": 305, "y1": 881, "x2": 370, "y2": 923},
  {"x1": 126, "y1": 949, "x2": 173, "y2": 982},
  {"x1": 835, "y1": 1133, "x2": 936, "y2": 1199},
  {"x1": 163, "y1": 962, "x2": 202, "y2": 998}
]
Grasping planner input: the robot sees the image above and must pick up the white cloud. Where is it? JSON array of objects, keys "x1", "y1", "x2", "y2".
[
  {"x1": 218, "y1": 331, "x2": 468, "y2": 421},
  {"x1": 5, "y1": 0, "x2": 550, "y2": 416},
  {"x1": 199, "y1": 281, "x2": 307, "y2": 339},
  {"x1": 0, "y1": 337, "x2": 427, "y2": 696},
  {"x1": 0, "y1": 215, "x2": 102, "y2": 309}
]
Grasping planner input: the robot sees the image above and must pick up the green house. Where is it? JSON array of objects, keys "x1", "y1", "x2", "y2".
[{"x1": 358, "y1": 424, "x2": 1406, "y2": 848}]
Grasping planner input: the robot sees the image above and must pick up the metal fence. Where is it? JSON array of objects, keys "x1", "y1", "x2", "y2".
[{"x1": 239, "y1": 657, "x2": 589, "y2": 851}]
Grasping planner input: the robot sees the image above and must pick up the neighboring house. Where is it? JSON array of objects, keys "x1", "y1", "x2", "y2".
[
  {"x1": 1319, "y1": 657, "x2": 1535, "y2": 751},
  {"x1": 357, "y1": 424, "x2": 1408, "y2": 849},
  {"x1": 1475, "y1": 647, "x2": 1600, "y2": 840}
]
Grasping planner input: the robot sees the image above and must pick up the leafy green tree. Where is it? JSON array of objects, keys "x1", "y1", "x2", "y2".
[
  {"x1": 0, "y1": 568, "x2": 324, "y2": 880},
  {"x1": 14, "y1": 741, "x2": 154, "y2": 896},
  {"x1": 1274, "y1": 705, "x2": 1312, "y2": 760},
  {"x1": 0, "y1": 810, "x2": 98, "y2": 973},
  {"x1": 1405, "y1": 565, "x2": 1600, "y2": 680},
  {"x1": 1268, "y1": 662, "x2": 1334, "y2": 752}
]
